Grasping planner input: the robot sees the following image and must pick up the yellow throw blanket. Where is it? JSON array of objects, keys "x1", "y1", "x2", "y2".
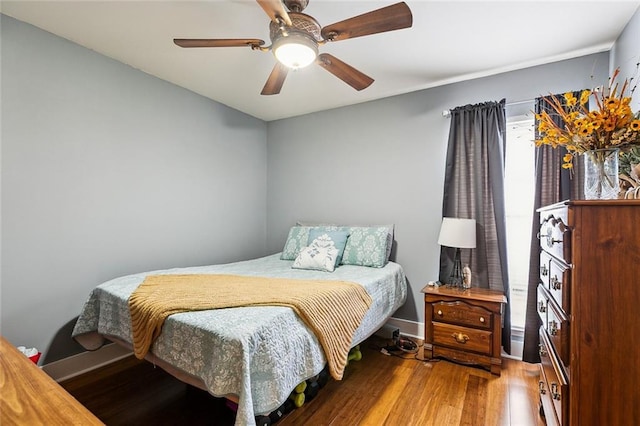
[{"x1": 128, "y1": 274, "x2": 372, "y2": 380}]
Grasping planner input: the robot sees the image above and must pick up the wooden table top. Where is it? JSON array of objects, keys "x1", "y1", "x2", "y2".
[
  {"x1": 0, "y1": 335, "x2": 104, "y2": 425},
  {"x1": 421, "y1": 284, "x2": 507, "y2": 304}
]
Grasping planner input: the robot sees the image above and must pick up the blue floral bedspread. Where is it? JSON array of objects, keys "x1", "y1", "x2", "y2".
[{"x1": 72, "y1": 253, "x2": 407, "y2": 426}]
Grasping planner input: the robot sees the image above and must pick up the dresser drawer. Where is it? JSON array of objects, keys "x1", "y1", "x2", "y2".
[
  {"x1": 546, "y1": 296, "x2": 570, "y2": 368},
  {"x1": 539, "y1": 327, "x2": 569, "y2": 426},
  {"x1": 539, "y1": 208, "x2": 571, "y2": 264},
  {"x1": 431, "y1": 300, "x2": 493, "y2": 330},
  {"x1": 548, "y1": 256, "x2": 571, "y2": 314},
  {"x1": 432, "y1": 322, "x2": 492, "y2": 356}
]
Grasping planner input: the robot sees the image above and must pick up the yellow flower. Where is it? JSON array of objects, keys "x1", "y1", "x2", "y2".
[
  {"x1": 574, "y1": 118, "x2": 588, "y2": 128},
  {"x1": 565, "y1": 92, "x2": 578, "y2": 107},
  {"x1": 579, "y1": 90, "x2": 591, "y2": 105},
  {"x1": 631, "y1": 120, "x2": 640, "y2": 131},
  {"x1": 605, "y1": 97, "x2": 619, "y2": 110},
  {"x1": 603, "y1": 118, "x2": 616, "y2": 132}
]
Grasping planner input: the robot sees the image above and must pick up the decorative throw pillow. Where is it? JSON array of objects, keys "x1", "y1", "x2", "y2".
[
  {"x1": 292, "y1": 234, "x2": 340, "y2": 272},
  {"x1": 307, "y1": 229, "x2": 349, "y2": 266},
  {"x1": 341, "y1": 226, "x2": 390, "y2": 268},
  {"x1": 297, "y1": 221, "x2": 394, "y2": 263},
  {"x1": 280, "y1": 226, "x2": 311, "y2": 260}
]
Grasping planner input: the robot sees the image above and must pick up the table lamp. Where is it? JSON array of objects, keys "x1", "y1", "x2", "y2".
[{"x1": 437, "y1": 217, "x2": 476, "y2": 287}]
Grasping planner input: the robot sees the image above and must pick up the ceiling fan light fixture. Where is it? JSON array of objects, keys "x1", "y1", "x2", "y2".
[{"x1": 272, "y1": 32, "x2": 318, "y2": 69}]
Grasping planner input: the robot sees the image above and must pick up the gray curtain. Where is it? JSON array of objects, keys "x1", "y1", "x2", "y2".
[
  {"x1": 521, "y1": 92, "x2": 583, "y2": 363},
  {"x1": 440, "y1": 99, "x2": 511, "y2": 354}
]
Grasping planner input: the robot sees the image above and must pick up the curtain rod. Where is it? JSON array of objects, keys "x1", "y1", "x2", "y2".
[{"x1": 442, "y1": 98, "x2": 534, "y2": 118}]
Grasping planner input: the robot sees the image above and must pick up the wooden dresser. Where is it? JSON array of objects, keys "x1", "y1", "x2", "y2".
[
  {"x1": 536, "y1": 200, "x2": 640, "y2": 426},
  {"x1": 422, "y1": 286, "x2": 506, "y2": 375},
  {"x1": 0, "y1": 336, "x2": 104, "y2": 425}
]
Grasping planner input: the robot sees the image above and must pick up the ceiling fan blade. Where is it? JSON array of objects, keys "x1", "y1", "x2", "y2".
[
  {"x1": 256, "y1": 0, "x2": 292, "y2": 26},
  {"x1": 316, "y1": 53, "x2": 374, "y2": 91},
  {"x1": 261, "y1": 63, "x2": 289, "y2": 95},
  {"x1": 320, "y1": 2, "x2": 412, "y2": 42},
  {"x1": 174, "y1": 39, "x2": 265, "y2": 48}
]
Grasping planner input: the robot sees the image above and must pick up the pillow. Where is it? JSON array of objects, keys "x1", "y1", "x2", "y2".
[
  {"x1": 307, "y1": 229, "x2": 349, "y2": 266},
  {"x1": 297, "y1": 221, "x2": 394, "y2": 264},
  {"x1": 281, "y1": 226, "x2": 311, "y2": 260},
  {"x1": 341, "y1": 226, "x2": 390, "y2": 268},
  {"x1": 292, "y1": 235, "x2": 340, "y2": 272}
]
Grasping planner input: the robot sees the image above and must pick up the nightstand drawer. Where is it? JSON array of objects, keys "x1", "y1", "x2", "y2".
[
  {"x1": 431, "y1": 300, "x2": 493, "y2": 330},
  {"x1": 432, "y1": 322, "x2": 492, "y2": 356}
]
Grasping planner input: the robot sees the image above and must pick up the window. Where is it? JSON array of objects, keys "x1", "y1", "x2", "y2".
[{"x1": 505, "y1": 116, "x2": 535, "y2": 331}]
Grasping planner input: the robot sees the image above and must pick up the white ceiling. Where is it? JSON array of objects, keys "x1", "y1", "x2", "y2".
[{"x1": 2, "y1": 1, "x2": 639, "y2": 121}]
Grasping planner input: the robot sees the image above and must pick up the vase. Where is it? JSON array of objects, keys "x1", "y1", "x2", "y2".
[{"x1": 583, "y1": 148, "x2": 620, "y2": 199}]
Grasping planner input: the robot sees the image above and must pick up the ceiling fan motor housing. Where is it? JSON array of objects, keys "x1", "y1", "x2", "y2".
[{"x1": 269, "y1": 12, "x2": 321, "y2": 42}]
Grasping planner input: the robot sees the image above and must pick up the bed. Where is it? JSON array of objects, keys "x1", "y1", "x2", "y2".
[{"x1": 72, "y1": 225, "x2": 407, "y2": 426}]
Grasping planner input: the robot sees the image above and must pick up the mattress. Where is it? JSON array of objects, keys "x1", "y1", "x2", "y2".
[{"x1": 72, "y1": 253, "x2": 407, "y2": 426}]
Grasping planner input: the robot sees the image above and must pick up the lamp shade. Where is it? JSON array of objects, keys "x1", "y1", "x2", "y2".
[{"x1": 437, "y1": 217, "x2": 476, "y2": 249}]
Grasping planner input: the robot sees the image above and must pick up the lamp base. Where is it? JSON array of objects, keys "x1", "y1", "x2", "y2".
[{"x1": 448, "y1": 248, "x2": 463, "y2": 288}]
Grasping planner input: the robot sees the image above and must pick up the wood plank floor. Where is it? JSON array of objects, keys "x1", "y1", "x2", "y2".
[{"x1": 60, "y1": 337, "x2": 545, "y2": 426}]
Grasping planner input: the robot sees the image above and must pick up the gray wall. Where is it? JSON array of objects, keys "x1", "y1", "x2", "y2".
[
  {"x1": 611, "y1": 6, "x2": 640, "y2": 112},
  {"x1": 1, "y1": 15, "x2": 267, "y2": 358},
  {"x1": 266, "y1": 53, "x2": 611, "y2": 325},
  {"x1": 2, "y1": 6, "x2": 638, "y2": 360}
]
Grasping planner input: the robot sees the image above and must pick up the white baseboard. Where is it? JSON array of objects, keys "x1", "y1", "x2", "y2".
[
  {"x1": 42, "y1": 343, "x2": 132, "y2": 382},
  {"x1": 384, "y1": 317, "x2": 423, "y2": 341}
]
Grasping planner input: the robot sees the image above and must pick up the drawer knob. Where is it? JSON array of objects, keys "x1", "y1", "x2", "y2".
[
  {"x1": 551, "y1": 383, "x2": 561, "y2": 401},
  {"x1": 479, "y1": 316, "x2": 485, "y2": 323},
  {"x1": 452, "y1": 332, "x2": 469, "y2": 344},
  {"x1": 551, "y1": 276, "x2": 562, "y2": 290},
  {"x1": 538, "y1": 381, "x2": 546, "y2": 395},
  {"x1": 437, "y1": 310, "x2": 443, "y2": 316}
]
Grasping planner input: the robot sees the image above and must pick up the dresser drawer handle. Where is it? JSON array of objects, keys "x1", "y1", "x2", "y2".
[
  {"x1": 452, "y1": 332, "x2": 469, "y2": 344},
  {"x1": 538, "y1": 301, "x2": 546, "y2": 313},
  {"x1": 540, "y1": 264, "x2": 548, "y2": 276},
  {"x1": 479, "y1": 316, "x2": 485, "y2": 323},
  {"x1": 437, "y1": 310, "x2": 443, "y2": 317},
  {"x1": 551, "y1": 276, "x2": 562, "y2": 290},
  {"x1": 538, "y1": 344, "x2": 547, "y2": 358},
  {"x1": 538, "y1": 232, "x2": 561, "y2": 247},
  {"x1": 539, "y1": 381, "x2": 546, "y2": 395},
  {"x1": 551, "y1": 383, "x2": 561, "y2": 401}
]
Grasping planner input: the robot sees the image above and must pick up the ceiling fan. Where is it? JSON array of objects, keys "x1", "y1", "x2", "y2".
[{"x1": 174, "y1": 0, "x2": 413, "y2": 95}]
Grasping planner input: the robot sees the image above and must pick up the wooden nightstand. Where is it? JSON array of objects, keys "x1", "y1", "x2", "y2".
[{"x1": 421, "y1": 285, "x2": 506, "y2": 375}]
